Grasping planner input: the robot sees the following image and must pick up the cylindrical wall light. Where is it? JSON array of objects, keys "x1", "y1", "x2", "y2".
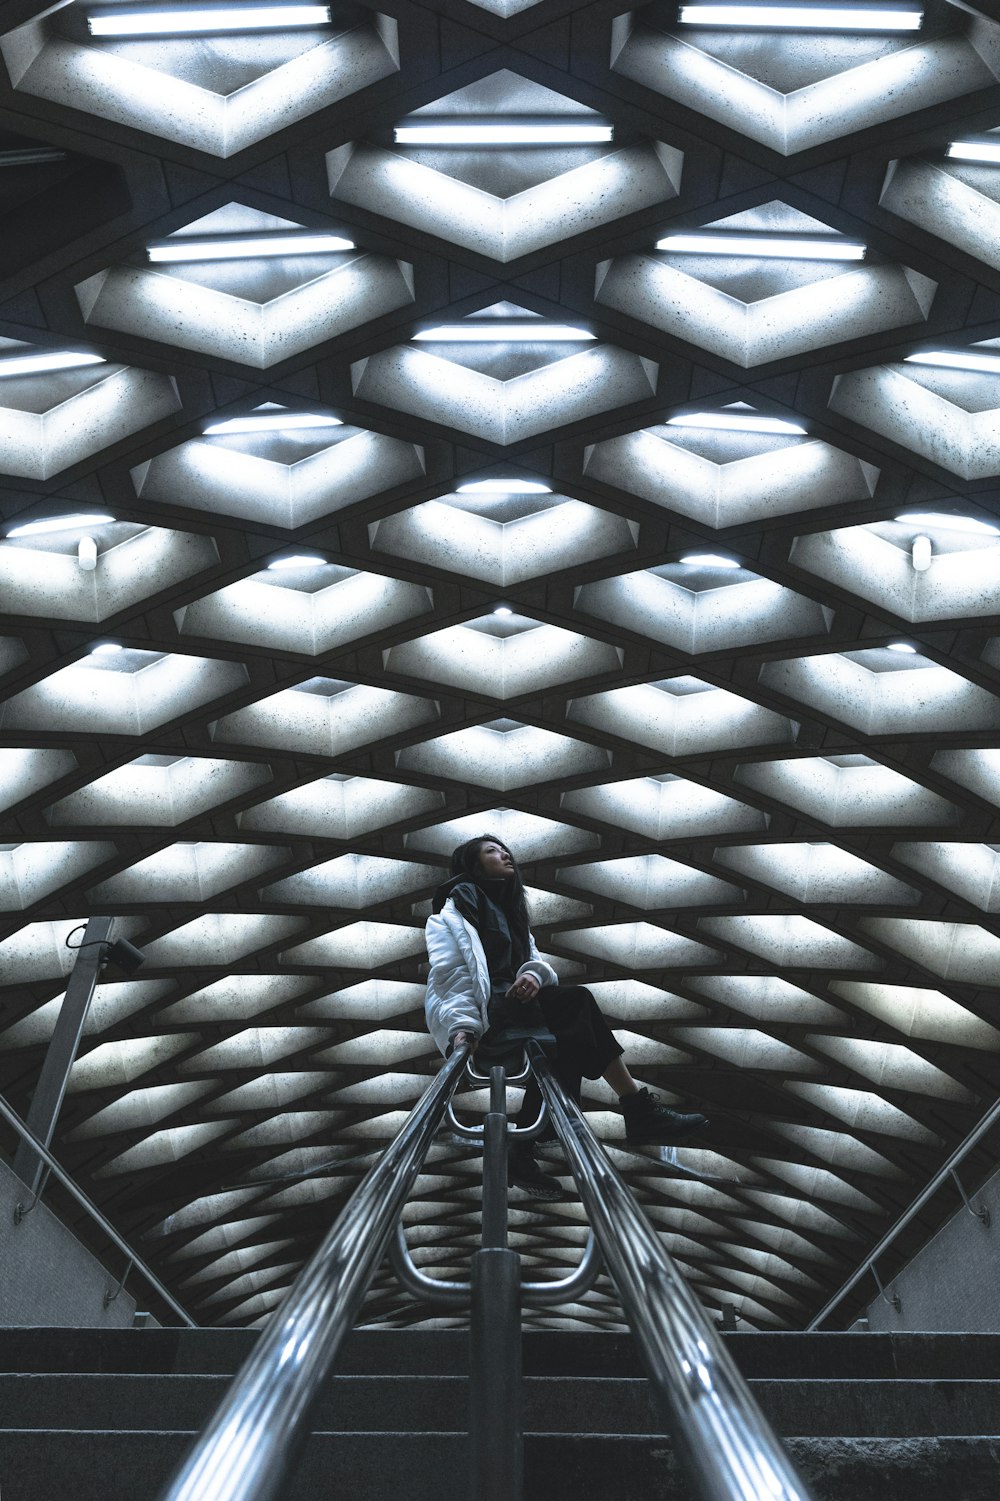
[{"x1": 911, "y1": 534, "x2": 932, "y2": 572}]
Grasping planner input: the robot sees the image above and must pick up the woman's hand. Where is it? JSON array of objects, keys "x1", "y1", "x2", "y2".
[{"x1": 506, "y1": 973, "x2": 540, "y2": 1004}]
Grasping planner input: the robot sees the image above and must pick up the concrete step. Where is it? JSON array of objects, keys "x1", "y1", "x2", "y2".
[
  {"x1": 1, "y1": 1371, "x2": 998, "y2": 1438},
  {"x1": 1, "y1": 1429, "x2": 999, "y2": 1501},
  {"x1": 4, "y1": 1328, "x2": 1000, "y2": 1380}
]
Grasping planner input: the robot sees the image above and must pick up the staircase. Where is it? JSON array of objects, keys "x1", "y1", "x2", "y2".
[{"x1": 0, "y1": 1327, "x2": 998, "y2": 1501}]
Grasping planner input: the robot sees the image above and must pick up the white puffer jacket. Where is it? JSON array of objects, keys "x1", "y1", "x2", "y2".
[{"x1": 424, "y1": 896, "x2": 558, "y2": 1056}]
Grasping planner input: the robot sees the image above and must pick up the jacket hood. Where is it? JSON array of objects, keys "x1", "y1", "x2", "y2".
[{"x1": 431, "y1": 873, "x2": 470, "y2": 914}]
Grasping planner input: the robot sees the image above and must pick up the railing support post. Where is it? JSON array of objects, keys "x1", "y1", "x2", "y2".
[
  {"x1": 469, "y1": 1249, "x2": 522, "y2": 1501},
  {"x1": 469, "y1": 1066, "x2": 522, "y2": 1501},
  {"x1": 13, "y1": 915, "x2": 113, "y2": 1202}
]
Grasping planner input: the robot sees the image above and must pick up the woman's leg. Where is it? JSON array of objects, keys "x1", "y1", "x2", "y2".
[{"x1": 539, "y1": 985, "x2": 710, "y2": 1144}]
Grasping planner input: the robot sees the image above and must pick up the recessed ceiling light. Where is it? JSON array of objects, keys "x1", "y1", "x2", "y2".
[
  {"x1": 904, "y1": 350, "x2": 1000, "y2": 375},
  {"x1": 147, "y1": 232, "x2": 354, "y2": 264},
  {"x1": 895, "y1": 512, "x2": 1000, "y2": 536},
  {"x1": 667, "y1": 411, "x2": 807, "y2": 435},
  {"x1": 680, "y1": 553, "x2": 742, "y2": 568},
  {"x1": 887, "y1": 642, "x2": 918, "y2": 653},
  {"x1": 493, "y1": 605, "x2": 514, "y2": 617},
  {"x1": 946, "y1": 140, "x2": 1000, "y2": 165},
  {"x1": 0, "y1": 351, "x2": 106, "y2": 378},
  {"x1": 657, "y1": 232, "x2": 866, "y2": 260},
  {"x1": 0, "y1": 147, "x2": 68, "y2": 166},
  {"x1": 203, "y1": 413, "x2": 344, "y2": 435},
  {"x1": 87, "y1": 4, "x2": 332, "y2": 37},
  {"x1": 90, "y1": 642, "x2": 124, "y2": 656},
  {"x1": 456, "y1": 480, "x2": 553, "y2": 494},
  {"x1": 413, "y1": 323, "x2": 595, "y2": 342},
  {"x1": 393, "y1": 123, "x2": 614, "y2": 145},
  {"x1": 677, "y1": 3, "x2": 922, "y2": 29},
  {"x1": 7, "y1": 513, "x2": 114, "y2": 538},
  {"x1": 267, "y1": 555, "x2": 327, "y2": 570}
]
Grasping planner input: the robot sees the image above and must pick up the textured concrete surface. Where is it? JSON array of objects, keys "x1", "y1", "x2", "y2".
[{"x1": 0, "y1": 1161, "x2": 135, "y2": 1329}]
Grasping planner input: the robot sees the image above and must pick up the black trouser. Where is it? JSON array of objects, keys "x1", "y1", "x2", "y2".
[{"x1": 510, "y1": 985, "x2": 623, "y2": 1129}]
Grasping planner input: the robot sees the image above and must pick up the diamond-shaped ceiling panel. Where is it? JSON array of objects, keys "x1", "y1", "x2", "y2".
[{"x1": 3, "y1": 0, "x2": 1000, "y2": 1338}]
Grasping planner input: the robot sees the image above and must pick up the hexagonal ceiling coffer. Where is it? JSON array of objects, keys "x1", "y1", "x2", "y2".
[
  {"x1": 596, "y1": 203, "x2": 936, "y2": 368},
  {"x1": 396, "y1": 720, "x2": 611, "y2": 790},
  {"x1": 175, "y1": 566, "x2": 432, "y2": 656},
  {"x1": 0, "y1": 339, "x2": 180, "y2": 480},
  {"x1": 0, "y1": 650, "x2": 248, "y2": 737},
  {"x1": 789, "y1": 515, "x2": 1000, "y2": 623},
  {"x1": 0, "y1": 1, "x2": 399, "y2": 157},
  {"x1": 881, "y1": 148, "x2": 1000, "y2": 273},
  {"x1": 211, "y1": 678, "x2": 438, "y2": 756},
  {"x1": 760, "y1": 648, "x2": 1000, "y2": 737},
  {"x1": 76, "y1": 205, "x2": 414, "y2": 369},
  {"x1": 44, "y1": 754, "x2": 272, "y2": 827},
  {"x1": 829, "y1": 355, "x2": 1000, "y2": 479},
  {"x1": 569, "y1": 677, "x2": 795, "y2": 756},
  {"x1": 734, "y1": 755, "x2": 959, "y2": 828},
  {"x1": 353, "y1": 304, "x2": 658, "y2": 445},
  {"x1": 576, "y1": 562, "x2": 830, "y2": 653},
  {"x1": 328, "y1": 71, "x2": 683, "y2": 264},
  {"x1": 132, "y1": 403, "x2": 425, "y2": 528},
  {"x1": 561, "y1": 775, "x2": 767, "y2": 840},
  {"x1": 384, "y1": 612, "x2": 623, "y2": 698},
  {"x1": 0, "y1": 521, "x2": 219, "y2": 624},
  {"x1": 369, "y1": 480, "x2": 638, "y2": 586},
  {"x1": 611, "y1": 8, "x2": 1000, "y2": 156},
  {"x1": 584, "y1": 413, "x2": 878, "y2": 527}
]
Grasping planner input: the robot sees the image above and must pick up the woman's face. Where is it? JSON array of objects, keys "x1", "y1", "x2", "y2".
[{"x1": 475, "y1": 840, "x2": 515, "y2": 879}]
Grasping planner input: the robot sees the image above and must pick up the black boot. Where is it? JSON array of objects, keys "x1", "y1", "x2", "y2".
[
  {"x1": 621, "y1": 1088, "x2": 709, "y2": 1145},
  {"x1": 508, "y1": 1143, "x2": 563, "y2": 1200}
]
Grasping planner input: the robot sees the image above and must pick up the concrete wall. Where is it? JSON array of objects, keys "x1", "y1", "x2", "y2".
[
  {"x1": 866, "y1": 1160, "x2": 1000, "y2": 1332},
  {"x1": 0, "y1": 1157, "x2": 136, "y2": 1327}
]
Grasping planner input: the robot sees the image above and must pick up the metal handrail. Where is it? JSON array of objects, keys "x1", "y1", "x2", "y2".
[
  {"x1": 158, "y1": 1039, "x2": 471, "y2": 1501},
  {"x1": 527, "y1": 1044, "x2": 814, "y2": 1501},
  {"x1": 389, "y1": 1219, "x2": 603, "y2": 1308},
  {"x1": 807, "y1": 1090, "x2": 1000, "y2": 1331},
  {"x1": 0, "y1": 1088, "x2": 195, "y2": 1328}
]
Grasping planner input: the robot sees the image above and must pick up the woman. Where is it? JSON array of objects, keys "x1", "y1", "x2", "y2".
[{"x1": 425, "y1": 834, "x2": 709, "y2": 1198}]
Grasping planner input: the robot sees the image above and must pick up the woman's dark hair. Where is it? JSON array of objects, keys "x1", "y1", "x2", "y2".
[{"x1": 449, "y1": 834, "x2": 531, "y2": 966}]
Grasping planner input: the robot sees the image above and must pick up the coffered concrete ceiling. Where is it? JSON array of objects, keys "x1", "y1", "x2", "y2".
[{"x1": 3, "y1": 0, "x2": 1000, "y2": 1333}]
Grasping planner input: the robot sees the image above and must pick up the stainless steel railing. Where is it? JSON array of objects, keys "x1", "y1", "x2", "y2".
[
  {"x1": 807, "y1": 1090, "x2": 1000, "y2": 1331},
  {"x1": 526, "y1": 1043, "x2": 816, "y2": 1501},
  {"x1": 0, "y1": 1088, "x2": 195, "y2": 1327},
  {"x1": 158, "y1": 1038, "x2": 471, "y2": 1501}
]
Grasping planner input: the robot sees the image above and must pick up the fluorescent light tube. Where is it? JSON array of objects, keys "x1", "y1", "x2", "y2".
[
  {"x1": 680, "y1": 553, "x2": 742, "y2": 568},
  {"x1": 148, "y1": 232, "x2": 354, "y2": 263},
  {"x1": 895, "y1": 512, "x2": 1000, "y2": 536},
  {"x1": 657, "y1": 232, "x2": 866, "y2": 260},
  {"x1": 0, "y1": 147, "x2": 68, "y2": 166},
  {"x1": 414, "y1": 323, "x2": 594, "y2": 342},
  {"x1": 456, "y1": 480, "x2": 552, "y2": 494},
  {"x1": 8, "y1": 513, "x2": 114, "y2": 538},
  {"x1": 677, "y1": 3, "x2": 922, "y2": 28},
  {"x1": 0, "y1": 351, "x2": 106, "y2": 378},
  {"x1": 667, "y1": 411, "x2": 806, "y2": 434},
  {"x1": 947, "y1": 140, "x2": 1000, "y2": 165},
  {"x1": 904, "y1": 350, "x2": 1000, "y2": 375},
  {"x1": 88, "y1": 4, "x2": 331, "y2": 36},
  {"x1": 204, "y1": 412, "x2": 343, "y2": 435},
  {"x1": 394, "y1": 123, "x2": 614, "y2": 145}
]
